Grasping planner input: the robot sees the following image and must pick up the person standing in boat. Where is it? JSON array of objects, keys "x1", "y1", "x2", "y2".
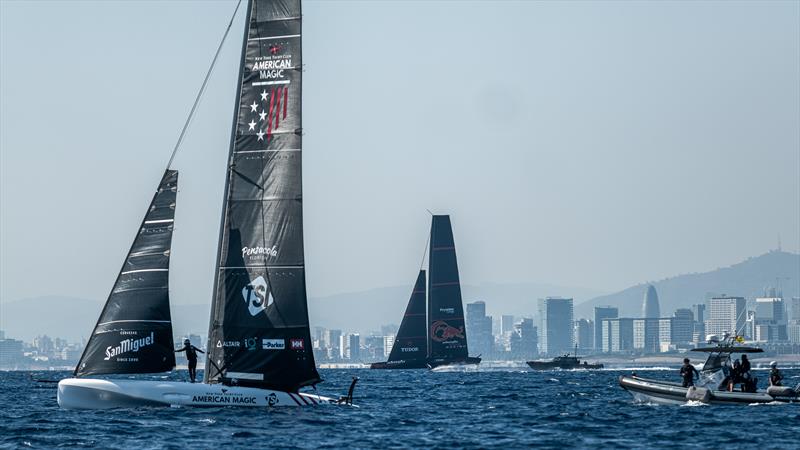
[
  {"x1": 769, "y1": 361, "x2": 783, "y2": 386},
  {"x1": 175, "y1": 338, "x2": 205, "y2": 383},
  {"x1": 680, "y1": 358, "x2": 699, "y2": 387}
]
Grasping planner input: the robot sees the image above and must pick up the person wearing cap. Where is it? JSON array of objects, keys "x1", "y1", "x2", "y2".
[
  {"x1": 680, "y1": 358, "x2": 699, "y2": 387},
  {"x1": 769, "y1": 361, "x2": 783, "y2": 387},
  {"x1": 175, "y1": 338, "x2": 205, "y2": 383}
]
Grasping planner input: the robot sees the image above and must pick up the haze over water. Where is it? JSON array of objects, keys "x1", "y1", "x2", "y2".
[{"x1": 1, "y1": 1, "x2": 798, "y2": 331}]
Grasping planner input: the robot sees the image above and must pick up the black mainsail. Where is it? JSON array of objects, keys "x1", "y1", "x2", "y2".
[
  {"x1": 372, "y1": 215, "x2": 480, "y2": 369},
  {"x1": 427, "y1": 215, "x2": 474, "y2": 366},
  {"x1": 75, "y1": 170, "x2": 178, "y2": 376},
  {"x1": 205, "y1": 0, "x2": 320, "y2": 392},
  {"x1": 370, "y1": 271, "x2": 428, "y2": 369}
]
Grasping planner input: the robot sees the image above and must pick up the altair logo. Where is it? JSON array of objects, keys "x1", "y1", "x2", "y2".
[
  {"x1": 242, "y1": 275, "x2": 273, "y2": 316},
  {"x1": 104, "y1": 332, "x2": 155, "y2": 360}
]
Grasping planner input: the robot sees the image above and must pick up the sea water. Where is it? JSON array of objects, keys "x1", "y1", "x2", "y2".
[{"x1": 1, "y1": 367, "x2": 798, "y2": 448}]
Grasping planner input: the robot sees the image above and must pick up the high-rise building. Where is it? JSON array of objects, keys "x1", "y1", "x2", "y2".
[
  {"x1": 594, "y1": 306, "x2": 618, "y2": 351},
  {"x1": 790, "y1": 297, "x2": 800, "y2": 321},
  {"x1": 705, "y1": 296, "x2": 746, "y2": 338},
  {"x1": 691, "y1": 304, "x2": 706, "y2": 343},
  {"x1": 671, "y1": 309, "x2": 694, "y2": 344},
  {"x1": 642, "y1": 285, "x2": 660, "y2": 319},
  {"x1": 325, "y1": 329, "x2": 342, "y2": 352},
  {"x1": 510, "y1": 318, "x2": 538, "y2": 360},
  {"x1": 602, "y1": 318, "x2": 634, "y2": 353},
  {"x1": 348, "y1": 333, "x2": 360, "y2": 361},
  {"x1": 363, "y1": 335, "x2": 384, "y2": 360},
  {"x1": 466, "y1": 301, "x2": 493, "y2": 358},
  {"x1": 500, "y1": 315, "x2": 516, "y2": 334},
  {"x1": 633, "y1": 318, "x2": 659, "y2": 353},
  {"x1": 538, "y1": 297, "x2": 574, "y2": 356},
  {"x1": 574, "y1": 319, "x2": 593, "y2": 353},
  {"x1": 754, "y1": 297, "x2": 788, "y2": 342},
  {"x1": 383, "y1": 335, "x2": 395, "y2": 358},
  {"x1": 0, "y1": 338, "x2": 24, "y2": 369},
  {"x1": 658, "y1": 318, "x2": 673, "y2": 352}
]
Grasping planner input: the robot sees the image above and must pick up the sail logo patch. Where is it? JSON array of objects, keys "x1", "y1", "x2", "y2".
[
  {"x1": 262, "y1": 339, "x2": 285, "y2": 350},
  {"x1": 289, "y1": 338, "x2": 304, "y2": 350},
  {"x1": 430, "y1": 321, "x2": 465, "y2": 343},
  {"x1": 439, "y1": 307, "x2": 455, "y2": 314},
  {"x1": 242, "y1": 275, "x2": 273, "y2": 316},
  {"x1": 242, "y1": 246, "x2": 277, "y2": 258},
  {"x1": 400, "y1": 347, "x2": 419, "y2": 352},
  {"x1": 104, "y1": 332, "x2": 155, "y2": 360}
]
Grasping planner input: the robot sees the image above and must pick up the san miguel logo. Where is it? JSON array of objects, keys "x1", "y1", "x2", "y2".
[
  {"x1": 242, "y1": 275, "x2": 273, "y2": 316},
  {"x1": 104, "y1": 332, "x2": 155, "y2": 360},
  {"x1": 430, "y1": 320, "x2": 465, "y2": 343}
]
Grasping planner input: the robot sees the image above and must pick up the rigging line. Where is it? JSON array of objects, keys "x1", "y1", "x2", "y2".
[
  {"x1": 165, "y1": 0, "x2": 244, "y2": 171},
  {"x1": 419, "y1": 217, "x2": 431, "y2": 272}
]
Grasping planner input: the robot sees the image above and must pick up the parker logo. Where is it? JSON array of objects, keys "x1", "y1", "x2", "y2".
[
  {"x1": 430, "y1": 320, "x2": 465, "y2": 343},
  {"x1": 289, "y1": 338, "x2": 304, "y2": 350},
  {"x1": 439, "y1": 307, "x2": 455, "y2": 314},
  {"x1": 242, "y1": 275, "x2": 273, "y2": 316},
  {"x1": 104, "y1": 332, "x2": 155, "y2": 360},
  {"x1": 262, "y1": 339, "x2": 285, "y2": 350}
]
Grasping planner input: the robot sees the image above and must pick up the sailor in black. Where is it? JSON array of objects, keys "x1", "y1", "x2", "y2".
[
  {"x1": 175, "y1": 339, "x2": 204, "y2": 383},
  {"x1": 680, "y1": 358, "x2": 699, "y2": 387},
  {"x1": 769, "y1": 361, "x2": 783, "y2": 387}
]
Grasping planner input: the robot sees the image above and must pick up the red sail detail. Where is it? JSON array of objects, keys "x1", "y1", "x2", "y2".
[
  {"x1": 283, "y1": 87, "x2": 288, "y2": 119},
  {"x1": 275, "y1": 87, "x2": 282, "y2": 129},
  {"x1": 266, "y1": 87, "x2": 275, "y2": 141}
]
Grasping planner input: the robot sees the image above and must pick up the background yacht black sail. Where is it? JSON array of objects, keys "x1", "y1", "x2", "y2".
[
  {"x1": 205, "y1": 0, "x2": 320, "y2": 392},
  {"x1": 427, "y1": 215, "x2": 470, "y2": 365},
  {"x1": 372, "y1": 270, "x2": 428, "y2": 369},
  {"x1": 75, "y1": 170, "x2": 178, "y2": 376}
]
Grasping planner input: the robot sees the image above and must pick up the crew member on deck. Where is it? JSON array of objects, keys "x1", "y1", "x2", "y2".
[
  {"x1": 175, "y1": 338, "x2": 205, "y2": 383},
  {"x1": 680, "y1": 358, "x2": 699, "y2": 387},
  {"x1": 769, "y1": 361, "x2": 783, "y2": 387}
]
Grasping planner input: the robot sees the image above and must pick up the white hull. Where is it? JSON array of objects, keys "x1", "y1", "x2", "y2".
[{"x1": 57, "y1": 378, "x2": 340, "y2": 409}]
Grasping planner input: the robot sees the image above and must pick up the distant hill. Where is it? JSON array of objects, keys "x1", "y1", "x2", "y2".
[
  {"x1": 576, "y1": 251, "x2": 800, "y2": 319},
  {"x1": 0, "y1": 282, "x2": 604, "y2": 342}
]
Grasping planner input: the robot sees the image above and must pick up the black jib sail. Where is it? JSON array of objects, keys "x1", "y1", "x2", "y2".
[
  {"x1": 427, "y1": 215, "x2": 470, "y2": 363},
  {"x1": 386, "y1": 270, "x2": 428, "y2": 365},
  {"x1": 75, "y1": 170, "x2": 178, "y2": 376},
  {"x1": 205, "y1": 0, "x2": 320, "y2": 392}
]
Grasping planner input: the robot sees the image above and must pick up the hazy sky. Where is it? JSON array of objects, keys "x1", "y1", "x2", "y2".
[{"x1": 1, "y1": 0, "x2": 798, "y2": 312}]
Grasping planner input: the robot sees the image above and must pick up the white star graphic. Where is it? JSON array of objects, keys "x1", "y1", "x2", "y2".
[
  {"x1": 250, "y1": 101, "x2": 258, "y2": 112},
  {"x1": 256, "y1": 130, "x2": 266, "y2": 141},
  {"x1": 260, "y1": 90, "x2": 268, "y2": 101},
  {"x1": 248, "y1": 120, "x2": 256, "y2": 131},
  {"x1": 259, "y1": 110, "x2": 267, "y2": 122}
]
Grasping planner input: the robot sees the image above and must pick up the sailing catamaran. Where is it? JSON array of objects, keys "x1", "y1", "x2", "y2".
[
  {"x1": 58, "y1": 0, "x2": 356, "y2": 409},
  {"x1": 371, "y1": 215, "x2": 481, "y2": 370}
]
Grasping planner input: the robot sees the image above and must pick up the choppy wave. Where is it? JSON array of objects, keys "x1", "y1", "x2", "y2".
[{"x1": 1, "y1": 368, "x2": 798, "y2": 448}]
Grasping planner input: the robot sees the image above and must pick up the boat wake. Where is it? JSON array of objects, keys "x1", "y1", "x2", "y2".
[{"x1": 680, "y1": 400, "x2": 708, "y2": 407}]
